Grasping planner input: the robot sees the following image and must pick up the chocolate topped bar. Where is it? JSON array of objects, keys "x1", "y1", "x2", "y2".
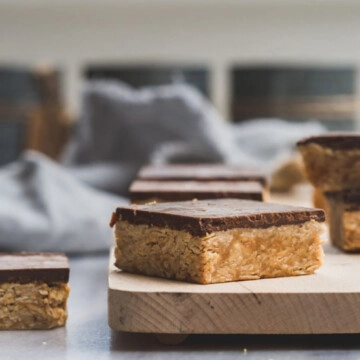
[
  {"x1": 137, "y1": 164, "x2": 268, "y2": 186},
  {"x1": 129, "y1": 180, "x2": 264, "y2": 203},
  {"x1": 0, "y1": 253, "x2": 69, "y2": 284},
  {"x1": 112, "y1": 199, "x2": 325, "y2": 284},
  {"x1": 0, "y1": 252, "x2": 70, "y2": 330},
  {"x1": 297, "y1": 133, "x2": 360, "y2": 191},
  {"x1": 111, "y1": 199, "x2": 325, "y2": 236},
  {"x1": 297, "y1": 133, "x2": 360, "y2": 150}
]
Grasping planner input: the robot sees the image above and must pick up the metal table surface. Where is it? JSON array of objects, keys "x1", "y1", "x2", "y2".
[{"x1": 1, "y1": 253, "x2": 360, "y2": 360}]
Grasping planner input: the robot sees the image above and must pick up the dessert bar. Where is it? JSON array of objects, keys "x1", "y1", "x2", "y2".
[
  {"x1": 110, "y1": 199, "x2": 325, "y2": 284},
  {"x1": 0, "y1": 253, "x2": 70, "y2": 329},
  {"x1": 129, "y1": 180, "x2": 265, "y2": 204},
  {"x1": 137, "y1": 164, "x2": 268, "y2": 186},
  {"x1": 297, "y1": 133, "x2": 360, "y2": 192}
]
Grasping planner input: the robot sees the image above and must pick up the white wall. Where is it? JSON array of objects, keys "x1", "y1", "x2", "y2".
[{"x1": 1, "y1": 0, "x2": 360, "y2": 122}]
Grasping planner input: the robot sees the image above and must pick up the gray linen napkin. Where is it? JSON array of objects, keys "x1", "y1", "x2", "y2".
[{"x1": 0, "y1": 151, "x2": 127, "y2": 253}]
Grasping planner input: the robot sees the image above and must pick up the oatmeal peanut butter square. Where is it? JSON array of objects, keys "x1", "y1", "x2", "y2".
[
  {"x1": 0, "y1": 253, "x2": 70, "y2": 330},
  {"x1": 129, "y1": 179, "x2": 265, "y2": 204},
  {"x1": 110, "y1": 199, "x2": 325, "y2": 284},
  {"x1": 297, "y1": 133, "x2": 360, "y2": 192},
  {"x1": 137, "y1": 164, "x2": 268, "y2": 186}
]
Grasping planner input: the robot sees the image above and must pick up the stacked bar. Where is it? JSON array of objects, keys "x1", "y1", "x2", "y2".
[
  {"x1": 129, "y1": 180, "x2": 264, "y2": 204},
  {"x1": 130, "y1": 164, "x2": 268, "y2": 204},
  {"x1": 297, "y1": 133, "x2": 360, "y2": 251},
  {"x1": 110, "y1": 199, "x2": 325, "y2": 284},
  {"x1": 0, "y1": 253, "x2": 70, "y2": 330},
  {"x1": 138, "y1": 164, "x2": 267, "y2": 185}
]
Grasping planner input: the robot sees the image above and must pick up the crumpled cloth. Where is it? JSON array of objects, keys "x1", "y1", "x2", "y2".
[
  {"x1": 230, "y1": 118, "x2": 326, "y2": 172},
  {"x1": 61, "y1": 81, "x2": 236, "y2": 196},
  {"x1": 62, "y1": 81, "x2": 326, "y2": 196},
  {"x1": 0, "y1": 151, "x2": 127, "y2": 253}
]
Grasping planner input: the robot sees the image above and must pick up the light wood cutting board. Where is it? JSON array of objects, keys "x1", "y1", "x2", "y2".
[{"x1": 108, "y1": 243, "x2": 360, "y2": 336}]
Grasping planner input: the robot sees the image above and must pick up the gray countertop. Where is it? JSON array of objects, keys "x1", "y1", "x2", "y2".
[{"x1": 1, "y1": 253, "x2": 360, "y2": 360}]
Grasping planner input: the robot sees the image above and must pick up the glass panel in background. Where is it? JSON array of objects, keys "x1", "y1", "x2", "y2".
[
  {"x1": 0, "y1": 121, "x2": 25, "y2": 166},
  {"x1": 230, "y1": 65, "x2": 357, "y2": 131},
  {"x1": 0, "y1": 67, "x2": 38, "y2": 166},
  {"x1": 0, "y1": 66, "x2": 68, "y2": 166},
  {"x1": 84, "y1": 64, "x2": 211, "y2": 100}
]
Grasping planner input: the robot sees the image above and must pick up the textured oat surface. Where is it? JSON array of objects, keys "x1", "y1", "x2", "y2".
[
  {"x1": 114, "y1": 219, "x2": 324, "y2": 284},
  {"x1": 0, "y1": 282, "x2": 69, "y2": 329},
  {"x1": 298, "y1": 143, "x2": 360, "y2": 191}
]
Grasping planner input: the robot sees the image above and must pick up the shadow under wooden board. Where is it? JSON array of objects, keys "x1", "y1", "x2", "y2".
[{"x1": 108, "y1": 243, "x2": 360, "y2": 344}]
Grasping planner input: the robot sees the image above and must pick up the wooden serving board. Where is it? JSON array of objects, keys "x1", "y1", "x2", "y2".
[{"x1": 108, "y1": 243, "x2": 360, "y2": 336}]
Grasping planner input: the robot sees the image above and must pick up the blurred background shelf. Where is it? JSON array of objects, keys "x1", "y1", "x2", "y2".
[
  {"x1": 1, "y1": 0, "x2": 360, "y2": 6},
  {"x1": 1, "y1": 0, "x2": 360, "y2": 126},
  {"x1": 1, "y1": 0, "x2": 360, "y2": 166}
]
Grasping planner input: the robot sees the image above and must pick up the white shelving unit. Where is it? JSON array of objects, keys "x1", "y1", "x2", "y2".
[
  {"x1": 1, "y1": 0, "x2": 360, "y2": 6},
  {"x1": 0, "y1": 0, "x2": 359, "y2": 126}
]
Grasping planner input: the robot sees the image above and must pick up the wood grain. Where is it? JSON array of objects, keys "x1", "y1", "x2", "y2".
[{"x1": 108, "y1": 243, "x2": 360, "y2": 335}]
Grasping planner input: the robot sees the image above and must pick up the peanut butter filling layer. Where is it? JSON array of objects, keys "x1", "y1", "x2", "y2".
[
  {"x1": 0, "y1": 282, "x2": 69, "y2": 330},
  {"x1": 298, "y1": 143, "x2": 360, "y2": 191},
  {"x1": 114, "y1": 219, "x2": 324, "y2": 284}
]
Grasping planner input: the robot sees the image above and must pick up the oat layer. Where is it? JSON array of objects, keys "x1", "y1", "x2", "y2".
[
  {"x1": 298, "y1": 143, "x2": 360, "y2": 192},
  {"x1": 114, "y1": 219, "x2": 324, "y2": 284},
  {"x1": 0, "y1": 282, "x2": 69, "y2": 329}
]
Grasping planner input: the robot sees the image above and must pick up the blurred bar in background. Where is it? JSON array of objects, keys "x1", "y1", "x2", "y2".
[
  {"x1": 231, "y1": 65, "x2": 357, "y2": 130},
  {"x1": 84, "y1": 64, "x2": 210, "y2": 99},
  {"x1": 0, "y1": 66, "x2": 70, "y2": 166}
]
